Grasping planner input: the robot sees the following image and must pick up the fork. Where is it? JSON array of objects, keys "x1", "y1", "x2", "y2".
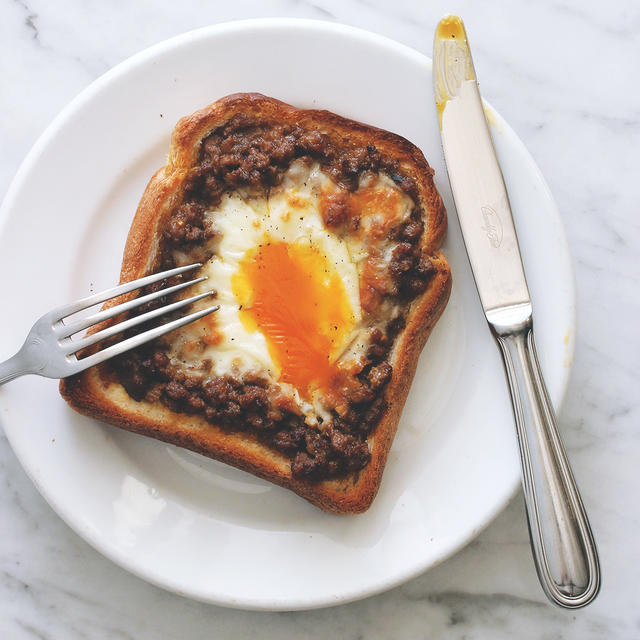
[{"x1": 0, "y1": 263, "x2": 218, "y2": 386}]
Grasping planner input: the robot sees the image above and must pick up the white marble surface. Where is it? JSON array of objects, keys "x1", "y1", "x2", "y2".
[{"x1": 1, "y1": 0, "x2": 638, "y2": 637}]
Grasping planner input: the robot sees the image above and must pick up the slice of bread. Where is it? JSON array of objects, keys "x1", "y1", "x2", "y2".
[{"x1": 60, "y1": 93, "x2": 451, "y2": 514}]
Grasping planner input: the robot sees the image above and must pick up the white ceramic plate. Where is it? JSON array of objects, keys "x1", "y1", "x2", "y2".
[{"x1": 0, "y1": 19, "x2": 575, "y2": 610}]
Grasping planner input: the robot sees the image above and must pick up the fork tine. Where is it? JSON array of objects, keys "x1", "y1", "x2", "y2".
[
  {"x1": 69, "y1": 304, "x2": 220, "y2": 372},
  {"x1": 64, "y1": 290, "x2": 216, "y2": 355},
  {"x1": 52, "y1": 263, "x2": 202, "y2": 320},
  {"x1": 58, "y1": 276, "x2": 208, "y2": 337}
]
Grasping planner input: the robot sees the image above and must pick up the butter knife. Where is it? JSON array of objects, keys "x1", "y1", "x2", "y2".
[{"x1": 433, "y1": 15, "x2": 600, "y2": 608}]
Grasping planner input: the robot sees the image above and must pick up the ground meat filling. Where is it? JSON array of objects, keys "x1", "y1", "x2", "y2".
[
  {"x1": 182, "y1": 116, "x2": 419, "y2": 205},
  {"x1": 113, "y1": 344, "x2": 379, "y2": 479},
  {"x1": 114, "y1": 118, "x2": 437, "y2": 481}
]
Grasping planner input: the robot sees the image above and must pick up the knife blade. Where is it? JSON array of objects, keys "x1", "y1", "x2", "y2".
[
  {"x1": 433, "y1": 15, "x2": 530, "y2": 321},
  {"x1": 433, "y1": 15, "x2": 600, "y2": 609}
]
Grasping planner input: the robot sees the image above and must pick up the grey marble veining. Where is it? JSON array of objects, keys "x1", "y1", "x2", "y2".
[{"x1": 1, "y1": 0, "x2": 639, "y2": 638}]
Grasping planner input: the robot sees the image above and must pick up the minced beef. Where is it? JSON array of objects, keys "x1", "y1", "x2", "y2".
[
  {"x1": 165, "y1": 202, "x2": 213, "y2": 245},
  {"x1": 183, "y1": 116, "x2": 417, "y2": 205},
  {"x1": 112, "y1": 117, "x2": 438, "y2": 481},
  {"x1": 112, "y1": 343, "x2": 383, "y2": 479}
]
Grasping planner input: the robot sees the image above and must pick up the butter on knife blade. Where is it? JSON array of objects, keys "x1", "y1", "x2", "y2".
[{"x1": 433, "y1": 16, "x2": 477, "y2": 129}]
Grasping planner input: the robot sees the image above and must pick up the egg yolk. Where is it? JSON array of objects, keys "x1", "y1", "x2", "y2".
[{"x1": 231, "y1": 240, "x2": 355, "y2": 398}]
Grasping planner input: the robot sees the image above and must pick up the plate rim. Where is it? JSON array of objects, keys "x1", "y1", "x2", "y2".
[{"x1": 0, "y1": 17, "x2": 577, "y2": 611}]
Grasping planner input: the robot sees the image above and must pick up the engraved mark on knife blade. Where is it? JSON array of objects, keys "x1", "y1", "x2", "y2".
[{"x1": 481, "y1": 205, "x2": 503, "y2": 248}]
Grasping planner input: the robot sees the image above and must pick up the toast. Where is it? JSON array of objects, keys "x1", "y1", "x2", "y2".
[{"x1": 60, "y1": 93, "x2": 451, "y2": 513}]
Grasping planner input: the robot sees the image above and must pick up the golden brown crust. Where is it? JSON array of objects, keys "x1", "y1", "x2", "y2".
[{"x1": 60, "y1": 93, "x2": 451, "y2": 514}]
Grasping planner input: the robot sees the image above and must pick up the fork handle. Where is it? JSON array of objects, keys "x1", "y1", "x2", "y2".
[
  {"x1": 0, "y1": 351, "x2": 33, "y2": 386},
  {"x1": 488, "y1": 309, "x2": 600, "y2": 608}
]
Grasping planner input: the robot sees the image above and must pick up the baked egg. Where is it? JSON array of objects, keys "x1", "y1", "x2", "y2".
[{"x1": 169, "y1": 160, "x2": 413, "y2": 413}]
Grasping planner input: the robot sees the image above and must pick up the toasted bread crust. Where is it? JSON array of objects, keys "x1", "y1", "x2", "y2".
[{"x1": 60, "y1": 93, "x2": 451, "y2": 513}]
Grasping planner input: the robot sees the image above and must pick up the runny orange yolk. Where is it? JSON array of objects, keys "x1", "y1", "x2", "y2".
[{"x1": 231, "y1": 240, "x2": 355, "y2": 398}]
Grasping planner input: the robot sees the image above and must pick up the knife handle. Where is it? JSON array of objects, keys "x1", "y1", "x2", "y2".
[{"x1": 488, "y1": 307, "x2": 600, "y2": 608}]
